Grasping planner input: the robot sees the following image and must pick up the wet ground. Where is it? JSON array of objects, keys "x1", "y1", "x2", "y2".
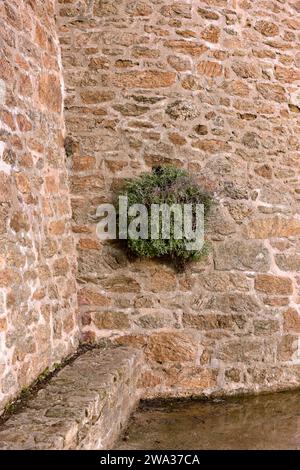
[{"x1": 115, "y1": 390, "x2": 300, "y2": 449}]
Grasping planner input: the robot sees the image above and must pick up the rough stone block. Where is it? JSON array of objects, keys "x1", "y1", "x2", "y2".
[
  {"x1": 254, "y1": 274, "x2": 293, "y2": 295},
  {"x1": 214, "y1": 240, "x2": 270, "y2": 271}
]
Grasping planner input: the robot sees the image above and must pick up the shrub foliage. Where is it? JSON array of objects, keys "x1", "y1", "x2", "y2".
[{"x1": 117, "y1": 166, "x2": 213, "y2": 270}]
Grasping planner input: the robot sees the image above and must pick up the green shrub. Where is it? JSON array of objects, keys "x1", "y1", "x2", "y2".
[{"x1": 116, "y1": 165, "x2": 213, "y2": 271}]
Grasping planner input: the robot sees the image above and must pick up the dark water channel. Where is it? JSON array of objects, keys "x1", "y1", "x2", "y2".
[{"x1": 115, "y1": 391, "x2": 300, "y2": 450}]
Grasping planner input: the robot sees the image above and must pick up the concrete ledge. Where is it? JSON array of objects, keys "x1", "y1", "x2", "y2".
[{"x1": 0, "y1": 347, "x2": 143, "y2": 450}]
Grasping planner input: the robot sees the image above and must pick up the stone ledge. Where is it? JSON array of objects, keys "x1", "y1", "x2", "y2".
[{"x1": 0, "y1": 347, "x2": 143, "y2": 450}]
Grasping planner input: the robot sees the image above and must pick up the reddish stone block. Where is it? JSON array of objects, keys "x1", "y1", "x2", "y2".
[{"x1": 255, "y1": 274, "x2": 293, "y2": 295}]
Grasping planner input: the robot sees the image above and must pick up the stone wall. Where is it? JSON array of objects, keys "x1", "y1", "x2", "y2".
[
  {"x1": 58, "y1": 0, "x2": 300, "y2": 398},
  {"x1": 0, "y1": 347, "x2": 143, "y2": 450},
  {"x1": 0, "y1": 0, "x2": 79, "y2": 413}
]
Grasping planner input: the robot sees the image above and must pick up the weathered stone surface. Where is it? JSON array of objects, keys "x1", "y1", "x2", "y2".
[
  {"x1": 256, "y1": 83, "x2": 286, "y2": 102},
  {"x1": 80, "y1": 90, "x2": 115, "y2": 104},
  {"x1": 194, "y1": 124, "x2": 208, "y2": 135},
  {"x1": 165, "y1": 367, "x2": 218, "y2": 390},
  {"x1": 0, "y1": 172, "x2": 12, "y2": 203},
  {"x1": 146, "y1": 332, "x2": 196, "y2": 363},
  {"x1": 206, "y1": 206, "x2": 237, "y2": 237},
  {"x1": 255, "y1": 21, "x2": 279, "y2": 37},
  {"x1": 254, "y1": 164, "x2": 272, "y2": 179},
  {"x1": 167, "y1": 55, "x2": 191, "y2": 71},
  {"x1": 253, "y1": 319, "x2": 280, "y2": 335},
  {"x1": 226, "y1": 80, "x2": 250, "y2": 97},
  {"x1": 206, "y1": 293, "x2": 260, "y2": 314},
  {"x1": 168, "y1": 132, "x2": 186, "y2": 146},
  {"x1": 201, "y1": 25, "x2": 220, "y2": 43},
  {"x1": 91, "y1": 311, "x2": 130, "y2": 330},
  {"x1": 113, "y1": 103, "x2": 149, "y2": 116},
  {"x1": 102, "y1": 276, "x2": 141, "y2": 293},
  {"x1": 53, "y1": 258, "x2": 69, "y2": 277},
  {"x1": 242, "y1": 132, "x2": 260, "y2": 149},
  {"x1": 183, "y1": 312, "x2": 243, "y2": 330},
  {"x1": 218, "y1": 338, "x2": 275, "y2": 363},
  {"x1": 109, "y1": 71, "x2": 176, "y2": 89},
  {"x1": 113, "y1": 334, "x2": 147, "y2": 350},
  {"x1": 254, "y1": 275, "x2": 293, "y2": 295},
  {"x1": 78, "y1": 288, "x2": 110, "y2": 307},
  {"x1": 277, "y1": 335, "x2": 297, "y2": 362},
  {"x1": 246, "y1": 217, "x2": 300, "y2": 239},
  {"x1": 48, "y1": 220, "x2": 65, "y2": 236},
  {"x1": 232, "y1": 61, "x2": 260, "y2": 79},
  {"x1": 197, "y1": 7, "x2": 219, "y2": 20},
  {"x1": 197, "y1": 61, "x2": 223, "y2": 77},
  {"x1": 275, "y1": 66, "x2": 300, "y2": 83},
  {"x1": 214, "y1": 240, "x2": 270, "y2": 271},
  {"x1": 166, "y1": 100, "x2": 199, "y2": 120},
  {"x1": 134, "y1": 309, "x2": 175, "y2": 329},
  {"x1": 93, "y1": 0, "x2": 118, "y2": 16},
  {"x1": 126, "y1": 1, "x2": 152, "y2": 16},
  {"x1": 38, "y1": 73, "x2": 62, "y2": 113},
  {"x1": 73, "y1": 156, "x2": 95, "y2": 172},
  {"x1": 200, "y1": 272, "x2": 250, "y2": 293},
  {"x1": 145, "y1": 270, "x2": 177, "y2": 293},
  {"x1": 262, "y1": 296, "x2": 289, "y2": 307},
  {"x1": 192, "y1": 139, "x2": 231, "y2": 153},
  {"x1": 225, "y1": 368, "x2": 240, "y2": 383},
  {"x1": 71, "y1": 175, "x2": 105, "y2": 193},
  {"x1": 283, "y1": 308, "x2": 300, "y2": 333},
  {"x1": 160, "y1": 2, "x2": 191, "y2": 18},
  {"x1": 164, "y1": 40, "x2": 208, "y2": 56},
  {"x1": 275, "y1": 254, "x2": 300, "y2": 271}
]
